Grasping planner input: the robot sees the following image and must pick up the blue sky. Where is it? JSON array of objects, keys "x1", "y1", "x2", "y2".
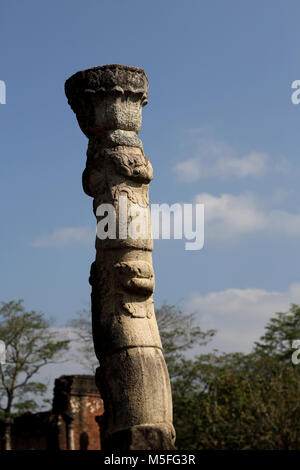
[{"x1": 1, "y1": 0, "x2": 300, "y2": 355}]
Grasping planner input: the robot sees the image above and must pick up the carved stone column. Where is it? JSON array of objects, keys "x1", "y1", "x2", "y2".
[{"x1": 65, "y1": 64, "x2": 175, "y2": 450}]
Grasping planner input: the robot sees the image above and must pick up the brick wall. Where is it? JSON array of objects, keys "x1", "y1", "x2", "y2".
[
  {"x1": 0, "y1": 374, "x2": 104, "y2": 450},
  {"x1": 53, "y1": 375, "x2": 104, "y2": 450}
]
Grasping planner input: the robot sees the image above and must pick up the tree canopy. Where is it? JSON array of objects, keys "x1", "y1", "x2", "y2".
[
  {"x1": 169, "y1": 304, "x2": 300, "y2": 450},
  {"x1": 68, "y1": 302, "x2": 300, "y2": 449},
  {"x1": 0, "y1": 300, "x2": 70, "y2": 449}
]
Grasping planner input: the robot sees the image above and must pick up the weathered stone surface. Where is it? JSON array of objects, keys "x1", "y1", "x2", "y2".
[
  {"x1": 65, "y1": 64, "x2": 175, "y2": 450},
  {"x1": 103, "y1": 423, "x2": 175, "y2": 451},
  {"x1": 65, "y1": 64, "x2": 148, "y2": 141}
]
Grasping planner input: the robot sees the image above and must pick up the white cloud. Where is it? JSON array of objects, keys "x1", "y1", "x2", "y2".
[
  {"x1": 32, "y1": 227, "x2": 95, "y2": 247},
  {"x1": 174, "y1": 138, "x2": 285, "y2": 182},
  {"x1": 31, "y1": 193, "x2": 300, "y2": 247},
  {"x1": 195, "y1": 192, "x2": 300, "y2": 240},
  {"x1": 185, "y1": 282, "x2": 300, "y2": 353}
]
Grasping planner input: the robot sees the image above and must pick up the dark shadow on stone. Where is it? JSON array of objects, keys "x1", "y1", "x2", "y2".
[{"x1": 80, "y1": 431, "x2": 89, "y2": 450}]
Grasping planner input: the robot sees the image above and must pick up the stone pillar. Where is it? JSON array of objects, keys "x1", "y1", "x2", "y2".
[
  {"x1": 95, "y1": 415, "x2": 102, "y2": 449},
  {"x1": 63, "y1": 411, "x2": 75, "y2": 451},
  {"x1": 65, "y1": 64, "x2": 175, "y2": 450},
  {"x1": 3, "y1": 416, "x2": 13, "y2": 450}
]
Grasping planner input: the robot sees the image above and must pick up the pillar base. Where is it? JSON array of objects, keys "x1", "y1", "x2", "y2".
[{"x1": 102, "y1": 423, "x2": 175, "y2": 451}]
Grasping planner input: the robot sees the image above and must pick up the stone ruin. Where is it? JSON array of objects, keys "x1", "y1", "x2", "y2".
[
  {"x1": 65, "y1": 64, "x2": 175, "y2": 450},
  {"x1": 0, "y1": 375, "x2": 103, "y2": 450}
]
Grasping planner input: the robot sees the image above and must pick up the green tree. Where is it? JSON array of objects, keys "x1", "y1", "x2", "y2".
[
  {"x1": 0, "y1": 300, "x2": 70, "y2": 450},
  {"x1": 171, "y1": 304, "x2": 300, "y2": 450},
  {"x1": 254, "y1": 303, "x2": 300, "y2": 362},
  {"x1": 155, "y1": 304, "x2": 215, "y2": 378}
]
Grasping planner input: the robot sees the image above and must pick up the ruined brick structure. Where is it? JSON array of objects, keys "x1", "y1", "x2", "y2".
[
  {"x1": 0, "y1": 375, "x2": 104, "y2": 450},
  {"x1": 0, "y1": 411, "x2": 56, "y2": 450},
  {"x1": 52, "y1": 375, "x2": 103, "y2": 450}
]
